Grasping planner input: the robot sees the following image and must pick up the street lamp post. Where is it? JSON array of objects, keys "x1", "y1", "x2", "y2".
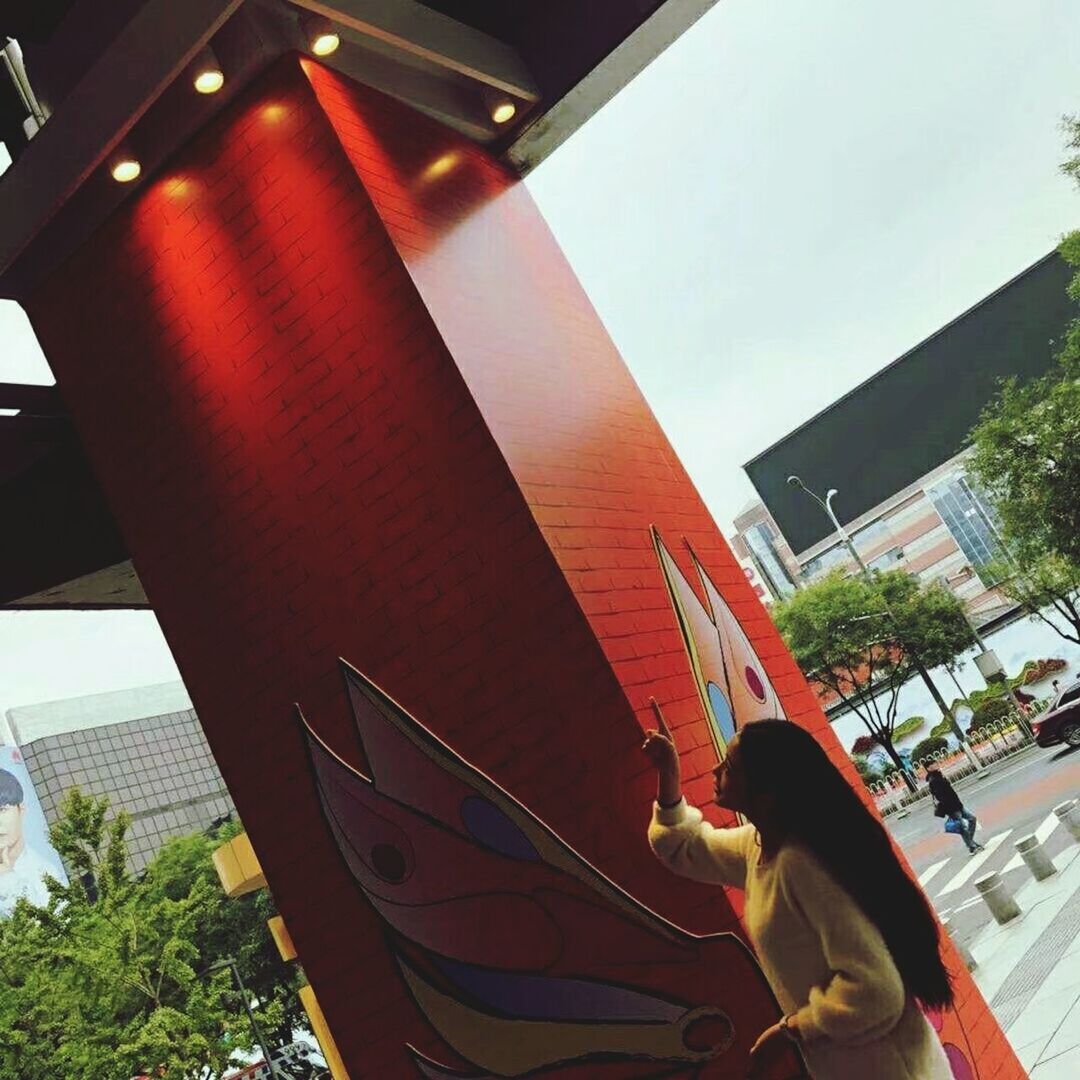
[
  {"x1": 205, "y1": 958, "x2": 288, "y2": 1080},
  {"x1": 787, "y1": 476, "x2": 982, "y2": 769}
]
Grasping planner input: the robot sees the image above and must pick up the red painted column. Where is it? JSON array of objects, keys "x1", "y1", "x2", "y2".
[{"x1": 26, "y1": 55, "x2": 1019, "y2": 1079}]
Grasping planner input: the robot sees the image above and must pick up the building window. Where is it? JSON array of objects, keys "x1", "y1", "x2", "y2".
[
  {"x1": 745, "y1": 522, "x2": 797, "y2": 598},
  {"x1": 868, "y1": 546, "x2": 904, "y2": 571},
  {"x1": 927, "y1": 475, "x2": 1007, "y2": 585},
  {"x1": 801, "y1": 544, "x2": 850, "y2": 580},
  {"x1": 852, "y1": 519, "x2": 892, "y2": 550}
]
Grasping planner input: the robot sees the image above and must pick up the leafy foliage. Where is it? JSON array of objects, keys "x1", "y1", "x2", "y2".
[
  {"x1": 1018, "y1": 656, "x2": 1069, "y2": 684},
  {"x1": 986, "y1": 553, "x2": 1080, "y2": 646},
  {"x1": 1062, "y1": 113, "x2": 1080, "y2": 196},
  {"x1": 773, "y1": 569, "x2": 974, "y2": 782},
  {"x1": 967, "y1": 697, "x2": 1012, "y2": 735},
  {"x1": 893, "y1": 716, "x2": 926, "y2": 741},
  {"x1": 967, "y1": 223, "x2": 1080, "y2": 567},
  {"x1": 851, "y1": 755, "x2": 881, "y2": 784},
  {"x1": 910, "y1": 736, "x2": 950, "y2": 764},
  {"x1": 0, "y1": 789, "x2": 302, "y2": 1080},
  {"x1": 929, "y1": 717, "x2": 955, "y2": 740},
  {"x1": 851, "y1": 734, "x2": 879, "y2": 756}
]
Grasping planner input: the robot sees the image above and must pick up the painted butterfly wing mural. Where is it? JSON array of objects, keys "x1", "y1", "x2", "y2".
[
  {"x1": 652, "y1": 527, "x2": 786, "y2": 756},
  {"x1": 653, "y1": 529, "x2": 978, "y2": 1080},
  {"x1": 299, "y1": 661, "x2": 807, "y2": 1079}
]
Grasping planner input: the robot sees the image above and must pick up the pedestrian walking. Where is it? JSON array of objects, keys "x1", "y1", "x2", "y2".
[
  {"x1": 643, "y1": 716, "x2": 954, "y2": 1079},
  {"x1": 926, "y1": 769, "x2": 982, "y2": 855}
]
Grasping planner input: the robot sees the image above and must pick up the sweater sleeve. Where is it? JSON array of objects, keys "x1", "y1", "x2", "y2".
[
  {"x1": 647, "y1": 798, "x2": 755, "y2": 888},
  {"x1": 780, "y1": 848, "x2": 906, "y2": 1045}
]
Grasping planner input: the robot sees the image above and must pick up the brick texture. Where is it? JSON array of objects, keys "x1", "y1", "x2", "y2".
[{"x1": 25, "y1": 55, "x2": 1020, "y2": 1079}]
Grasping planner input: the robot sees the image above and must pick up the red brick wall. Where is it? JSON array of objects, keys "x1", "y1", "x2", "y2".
[{"x1": 26, "y1": 55, "x2": 1019, "y2": 1078}]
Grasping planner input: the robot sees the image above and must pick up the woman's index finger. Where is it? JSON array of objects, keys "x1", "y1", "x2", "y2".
[{"x1": 649, "y1": 698, "x2": 673, "y2": 740}]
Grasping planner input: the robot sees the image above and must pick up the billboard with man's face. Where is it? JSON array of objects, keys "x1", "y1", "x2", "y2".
[{"x1": 0, "y1": 746, "x2": 67, "y2": 917}]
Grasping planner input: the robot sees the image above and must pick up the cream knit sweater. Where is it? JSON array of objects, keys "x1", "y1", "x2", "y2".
[{"x1": 649, "y1": 799, "x2": 953, "y2": 1080}]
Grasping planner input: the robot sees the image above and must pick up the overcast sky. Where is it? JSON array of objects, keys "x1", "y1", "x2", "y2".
[
  {"x1": 527, "y1": 0, "x2": 1080, "y2": 526},
  {"x1": 2, "y1": 0, "x2": 1079, "y2": 713}
]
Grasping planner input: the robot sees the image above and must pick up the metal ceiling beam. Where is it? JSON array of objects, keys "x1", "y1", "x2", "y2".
[
  {"x1": 331, "y1": 28, "x2": 498, "y2": 142},
  {"x1": 0, "y1": 0, "x2": 242, "y2": 281},
  {"x1": 0, "y1": 382, "x2": 64, "y2": 414},
  {"x1": 0, "y1": 413, "x2": 73, "y2": 444},
  {"x1": 292, "y1": 0, "x2": 539, "y2": 101},
  {"x1": 508, "y1": 0, "x2": 717, "y2": 174}
]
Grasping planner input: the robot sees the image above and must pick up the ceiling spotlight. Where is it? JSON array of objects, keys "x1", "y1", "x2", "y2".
[
  {"x1": 192, "y1": 45, "x2": 224, "y2": 94},
  {"x1": 491, "y1": 100, "x2": 516, "y2": 124},
  {"x1": 302, "y1": 13, "x2": 340, "y2": 56},
  {"x1": 110, "y1": 156, "x2": 141, "y2": 183},
  {"x1": 312, "y1": 30, "x2": 340, "y2": 56}
]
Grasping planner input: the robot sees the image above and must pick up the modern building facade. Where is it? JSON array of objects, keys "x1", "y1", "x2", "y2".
[
  {"x1": 733, "y1": 450, "x2": 1014, "y2": 622},
  {"x1": 729, "y1": 502, "x2": 801, "y2": 604},
  {"x1": 735, "y1": 251, "x2": 1075, "y2": 623},
  {"x1": 8, "y1": 684, "x2": 234, "y2": 872}
]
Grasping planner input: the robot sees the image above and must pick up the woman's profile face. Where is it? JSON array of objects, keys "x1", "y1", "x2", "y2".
[{"x1": 713, "y1": 735, "x2": 750, "y2": 813}]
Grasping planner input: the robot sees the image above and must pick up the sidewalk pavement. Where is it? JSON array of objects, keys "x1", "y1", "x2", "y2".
[{"x1": 960, "y1": 832, "x2": 1080, "y2": 1077}]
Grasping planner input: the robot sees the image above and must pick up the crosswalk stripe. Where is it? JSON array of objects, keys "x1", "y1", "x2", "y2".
[
  {"x1": 950, "y1": 895, "x2": 983, "y2": 913},
  {"x1": 936, "y1": 832, "x2": 1010, "y2": 897},
  {"x1": 1035, "y1": 812, "x2": 1059, "y2": 845},
  {"x1": 917, "y1": 858, "x2": 949, "y2": 887},
  {"x1": 998, "y1": 814, "x2": 1060, "y2": 874}
]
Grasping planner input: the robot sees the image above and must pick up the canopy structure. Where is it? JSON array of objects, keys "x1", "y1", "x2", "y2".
[{"x1": 0, "y1": 0, "x2": 717, "y2": 608}]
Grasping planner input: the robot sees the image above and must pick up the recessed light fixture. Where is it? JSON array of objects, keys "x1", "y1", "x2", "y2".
[
  {"x1": 110, "y1": 156, "x2": 141, "y2": 183},
  {"x1": 303, "y1": 13, "x2": 340, "y2": 56},
  {"x1": 193, "y1": 45, "x2": 225, "y2": 94},
  {"x1": 491, "y1": 100, "x2": 516, "y2": 124}
]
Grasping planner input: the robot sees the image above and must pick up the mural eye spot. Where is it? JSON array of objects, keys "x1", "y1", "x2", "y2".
[
  {"x1": 370, "y1": 843, "x2": 407, "y2": 883},
  {"x1": 706, "y1": 682, "x2": 736, "y2": 745},
  {"x1": 743, "y1": 665, "x2": 767, "y2": 703},
  {"x1": 944, "y1": 1045, "x2": 974, "y2": 1080},
  {"x1": 460, "y1": 796, "x2": 540, "y2": 861}
]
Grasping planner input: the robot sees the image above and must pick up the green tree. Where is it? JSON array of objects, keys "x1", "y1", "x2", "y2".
[
  {"x1": 851, "y1": 755, "x2": 881, "y2": 785},
  {"x1": 1062, "y1": 113, "x2": 1080, "y2": 192},
  {"x1": 773, "y1": 570, "x2": 975, "y2": 789},
  {"x1": 967, "y1": 345, "x2": 1080, "y2": 566},
  {"x1": 968, "y1": 120, "x2": 1080, "y2": 566},
  {"x1": 910, "y1": 736, "x2": 950, "y2": 765},
  {"x1": 985, "y1": 554, "x2": 1080, "y2": 645},
  {"x1": 968, "y1": 697, "x2": 1013, "y2": 735},
  {"x1": 0, "y1": 789, "x2": 302, "y2": 1080}
]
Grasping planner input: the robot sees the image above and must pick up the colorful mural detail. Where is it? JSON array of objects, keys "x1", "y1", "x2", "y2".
[
  {"x1": 656, "y1": 534, "x2": 980, "y2": 1078},
  {"x1": 300, "y1": 661, "x2": 807, "y2": 1078},
  {"x1": 652, "y1": 528, "x2": 786, "y2": 756},
  {"x1": 925, "y1": 1006, "x2": 978, "y2": 1079}
]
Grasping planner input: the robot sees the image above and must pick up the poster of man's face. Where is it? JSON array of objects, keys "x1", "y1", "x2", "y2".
[{"x1": 0, "y1": 746, "x2": 68, "y2": 917}]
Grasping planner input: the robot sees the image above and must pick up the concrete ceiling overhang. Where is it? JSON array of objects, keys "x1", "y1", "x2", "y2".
[{"x1": 0, "y1": 0, "x2": 718, "y2": 607}]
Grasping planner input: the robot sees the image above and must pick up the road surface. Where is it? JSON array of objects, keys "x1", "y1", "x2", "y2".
[{"x1": 885, "y1": 744, "x2": 1080, "y2": 940}]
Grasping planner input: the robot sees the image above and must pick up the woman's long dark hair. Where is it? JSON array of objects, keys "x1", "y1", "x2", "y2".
[{"x1": 738, "y1": 720, "x2": 954, "y2": 1009}]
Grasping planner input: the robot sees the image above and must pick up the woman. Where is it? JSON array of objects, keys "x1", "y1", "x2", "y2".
[
  {"x1": 927, "y1": 769, "x2": 982, "y2": 855},
  {"x1": 643, "y1": 716, "x2": 954, "y2": 1079}
]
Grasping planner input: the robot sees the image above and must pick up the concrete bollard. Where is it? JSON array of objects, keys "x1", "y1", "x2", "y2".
[
  {"x1": 940, "y1": 916, "x2": 977, "y2": 972},
  {"x1": 1014, "y1": 834, "x2": 1057, "y2": 881},
  {"x1": 1054, "y1": 799, "x2": 1080, "y2": 843},
  {"x1": 974, "y1": 871, "x2": 1021, "y2": 925}
]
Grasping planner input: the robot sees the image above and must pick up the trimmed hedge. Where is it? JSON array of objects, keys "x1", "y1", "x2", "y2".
[{"x1": 911, "y1": 735, "x2": 950, "y2": 763}]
